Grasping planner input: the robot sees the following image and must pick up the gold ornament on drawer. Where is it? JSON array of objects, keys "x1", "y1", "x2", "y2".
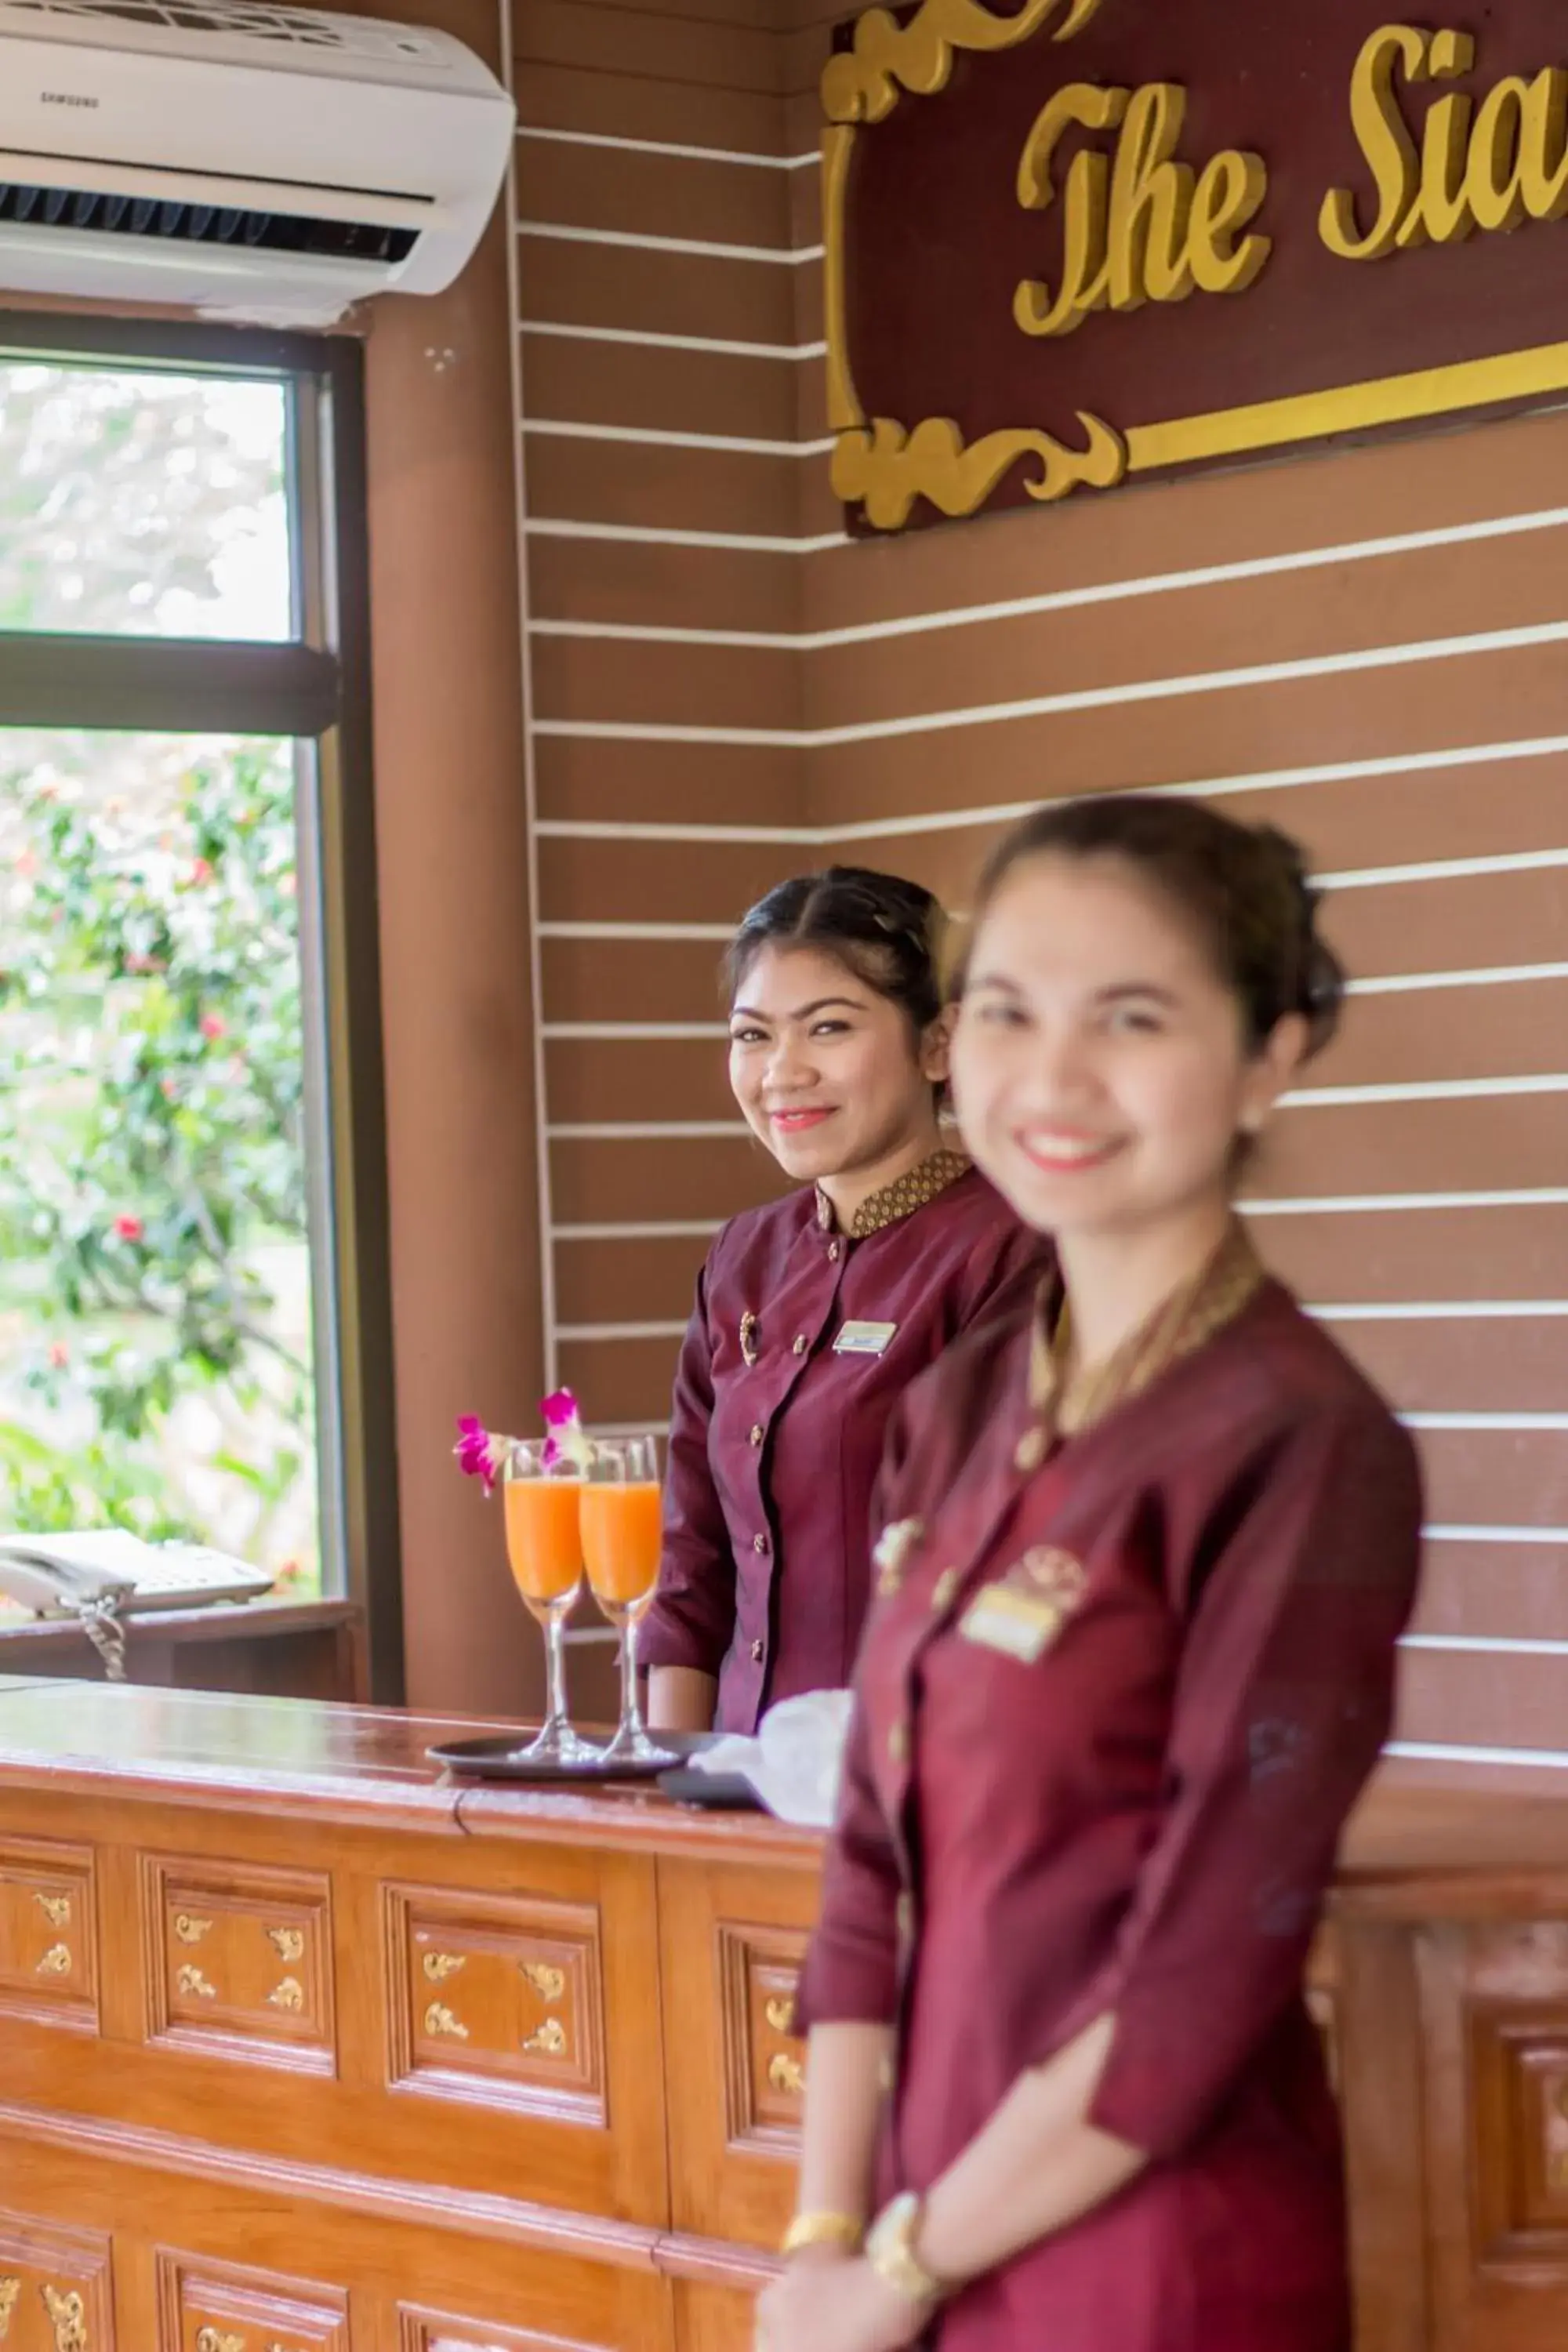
[
  {"x1": 768, "y1": 2050, "x2": 806, "y2": 2096},
  {"x1": 34, "y1": 1943, "x2": 71, "y2": 1976},
  {"x1": 423, "y1": 2000, "x2": 468, "y2": 2040},
  {"x1": 41, "y1": 2285, "x2": 87, "y2": 2352},
  {"x1": 267, "y1": 1926, "x2": 305, "y2": 1963},
  {"x1": 521, "y1": 1960, "x2": 565, "y2": 2004},
  {"x1": 173, "y1": 1913, "x2": 212, "y2": 1944},
  {"x1": 522, "y1": 2016, "x2": 568, "y2": 2056},
  {"x1": 194, "y1": 2331, "x2": 245, "y2": 2352},
  {"x1": 421, "y1": 1951, "x2": 465, "y2": 1984},
  {"x1": 0, "y1": 2278, "x2": 18, "y2": 2339},
  {"x1": 176, "y1": 1963, "x2": 218, "y2": 2000},
  {"x1": 267, "y1": 1976, "x2": 305, "y2": 2013},
  {"x1": 764, "y1": 1994, "x2": 797, "y2": 2035},
  {"x1": 33, "y1": 1891, "x2": 71, "y2": 1928}
]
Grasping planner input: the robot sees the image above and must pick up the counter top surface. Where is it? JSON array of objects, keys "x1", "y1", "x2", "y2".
[
  {"x1": 2, "y1": 1675, "x2": 1566, "y2": 1887},
  {"x1": 0, "y1": 1673, "x2": 819, "y2": 1863}
]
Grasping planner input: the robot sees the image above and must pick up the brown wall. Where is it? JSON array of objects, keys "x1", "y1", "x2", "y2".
[
  {"x1": 365, "y1": 0, "x2": 543, "y2": 1716},
  {"x1": 514, "y1": 0, "x2": 1568, "y2": 1772}
]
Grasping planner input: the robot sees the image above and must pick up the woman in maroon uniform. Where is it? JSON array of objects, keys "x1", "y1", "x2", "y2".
[
  {"x1": 641, "y1": 868, "x2": 1049, "y2": 1737},
  {"x1": 760, "y1": 798, "x2": 1423, "y2": 2352}
]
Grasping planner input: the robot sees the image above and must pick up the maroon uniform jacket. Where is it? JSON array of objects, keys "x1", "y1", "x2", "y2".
[
  {"x1": 795, "y1": 1265, "x2": 1424, "y2": 2352},
  {"x1": 640, "y1": 1154, "x2": 1050, "y2": 1735}
]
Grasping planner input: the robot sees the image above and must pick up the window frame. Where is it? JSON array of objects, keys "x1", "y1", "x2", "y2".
[{"x1": 0, "y1": 310, "x2": 404, "y2": 1702}]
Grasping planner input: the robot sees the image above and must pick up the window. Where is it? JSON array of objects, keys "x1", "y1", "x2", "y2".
[{"x1": 0, "y1": 318, "x2": 400, "y2": 1696}]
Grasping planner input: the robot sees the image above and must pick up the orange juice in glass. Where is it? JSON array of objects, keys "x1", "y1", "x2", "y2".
[
  {"x1": 582, "y1": 1436, "x2": 675, "y2": 1765},
  {"x1": 501, "y1": 1439, "x2": 601, "y2": 1764}
]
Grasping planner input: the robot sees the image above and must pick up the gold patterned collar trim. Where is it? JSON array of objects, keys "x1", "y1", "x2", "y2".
[
  {"x1": 815, "y1": 1148, "x2": 971, "y2": 1241},
  {"x1": 1029, "y1": 1221, "x2": 1265, "y2": 1438}
]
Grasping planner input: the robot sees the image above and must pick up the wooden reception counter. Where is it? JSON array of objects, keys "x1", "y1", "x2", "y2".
[{"x1": 1, "y1": 1675, "x2": 1566, "y2": 2352}]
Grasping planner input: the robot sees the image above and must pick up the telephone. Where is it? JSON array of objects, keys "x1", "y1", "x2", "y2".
[{"x1": 0, "y1": 1530, "x2": 274, "y2": 1617}]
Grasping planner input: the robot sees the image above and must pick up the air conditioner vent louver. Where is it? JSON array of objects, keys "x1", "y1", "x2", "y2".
[
  {"x1": 0, "y1": 0, "x2": 442, "y2": 63},
  {"x1": 0, "y1": 175, "x2": 417, "y2": 259}
]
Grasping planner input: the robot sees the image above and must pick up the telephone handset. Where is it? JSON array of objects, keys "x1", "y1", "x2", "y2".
[{"x1": 0, "y1": 1531, "x2": 274, "y2": 1680}]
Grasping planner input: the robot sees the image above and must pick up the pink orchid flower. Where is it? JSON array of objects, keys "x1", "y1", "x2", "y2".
[
  {"x1": 452, "y1": 1414, "x2": 503, "y2": 1496},
  {"x1": 540, "y1": 1388, "x2": 595, "y2": 1472}
]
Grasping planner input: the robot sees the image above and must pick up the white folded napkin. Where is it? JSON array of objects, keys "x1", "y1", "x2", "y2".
[{"x1": 688, "y1": 1688, "x2": 855, "y2": 1827}]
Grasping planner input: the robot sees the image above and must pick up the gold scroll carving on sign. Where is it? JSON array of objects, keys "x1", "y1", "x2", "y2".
[
  {"x1": 523, "y1": 2016, "x2": 568, "y2": 2057},
  {"x1": 768, "y1": 2050, "x2": 806, "y2": 2096},
  {"x1": 521, "y1": 1960, "x2": 565, "y2": 2004},
  {"x1": 0, "y1": 2279, "x2": 18, "y2": 2340},
  {"x1": 267, "y1": 1926, "x2": 305, "y2": 1963},
  {"x1": 194, "y1": 2331, "x2": 245, "y2": 2352},
  {"x1": 176, "y1": 1964, "x2": 218, "y2": 2001},
  {"x1": 267, "y1": 1976, "x2": 305, "y2": 2013},
  {"x1": 174, "y1": 1913, "x2": 212, "y2": 1944},
  {"x1": 34, "y1": 1944, "x2": 71, "y2": 1977},
  {"x1": 33, "y1": 1892, "x2": 71, "y2": 1928},
  {"x1": 41, "y1": 2285, "x2": 87, "y2": 2352},
  {"x1": 821, "y1": 0, "x2": 1127, "y2": 528},
  {"x1": 424, "y1": 2001, "x2": 469, "y2": 2041}
]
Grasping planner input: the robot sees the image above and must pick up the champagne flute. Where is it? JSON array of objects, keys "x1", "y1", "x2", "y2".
[
  {"x1": 502, "y1": 1439, "x2": 602, "y2": 1764},
  {"x1": 579, "y1": 1434, "x2": 676, "y2": 1766}
]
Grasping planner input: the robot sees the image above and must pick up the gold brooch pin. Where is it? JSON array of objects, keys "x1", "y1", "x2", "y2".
[{"x1": 739, "y1": 1310, "x2": 759, "y2": 1367}]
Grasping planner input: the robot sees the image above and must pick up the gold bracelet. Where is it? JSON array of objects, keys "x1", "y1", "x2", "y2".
[
  {"x1": 864, "y1": 2193, "x2": 944, "y2": 2306},
  {"x1": 780, "y1": 2210, "x2": 864, "y2": 2257}
]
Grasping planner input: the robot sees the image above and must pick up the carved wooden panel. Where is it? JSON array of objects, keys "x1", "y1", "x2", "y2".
[
  {"x1": 0, "y1": 1837, "x2": 97, "y2": 2034},
  {"x1": 154, "y1": 2250, "x2": 349, "y2": 2352},
  {"x1": 717, "y1": 1925, "x2": 809, "y2": 2157},
  {"x1": 140, "y1": 1855, "x2": 334, "y2": 2074},
  {"x1": 1415, "y1": 1918, "x2": 1568, "y2": 2351},
  {"x1": 397, "y1": 2303, "x2": 604, "y2": 2350},
  {"x1": 0, "y1": 2211, "x2": 113, "y2": 2350},
  {"x1": 1469, "y1": 2005, "x2": 1568, "y2": 2259},
  {"x1": 383, "y1": 1882, "x2": 606, "y2": 2125}
]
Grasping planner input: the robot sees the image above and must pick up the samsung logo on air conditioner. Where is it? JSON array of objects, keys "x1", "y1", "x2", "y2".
[{"x1": 41, "y1": 92, "x2": 99, "y2": 107}]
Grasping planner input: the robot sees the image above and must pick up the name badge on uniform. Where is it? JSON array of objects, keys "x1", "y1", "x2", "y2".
[
  {"x1": 833, "y1": 1320, "x2": 898, "y2": 1356},
  {"x1": 959, "y1": 1547, "x2": 1088, "y2": 1664}
]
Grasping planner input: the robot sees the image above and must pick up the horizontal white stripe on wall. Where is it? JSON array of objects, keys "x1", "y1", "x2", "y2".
[
  {"x1": 525, "y1": 517, "x2": 847, "y2": 554},
  {"x1": 1403, "y1": 1635, "x2": 1568, "y2": 1656},
  {"x1": 521, "y1": 318, "x2": 828, "y2": 361},
  {"x1": 1403, "y1": 1410, "x2": 1568, "y2": 1431},
  {"x1": 1318, "y1": 1301, "x2": 1568, "y2": 1319},
  {"x1": 548, "y1": 1120, "x2": 746, "y2": 1138},
  {"x1": 554, "y1": 1221, "x2": 724, "y2": 1240},
  {"x1": 530, "y1": 619, "x2": 1568, "y2": 748},
  {"x1": 524, "y1": 419, "x2": 833, "y2": 459},
  {"x1": 528, "y1": 503, "x2": 1568, "y2": 653},
  {"x1": 516, "y1": 124, "x2": 817, "y2": 172},
  {"x1": 1387, "y1": 1740, "x2": 1568, "y2": 1767},
  {"x1": 538, "y1": 920, "x2": 734, "y2": 941},
  {"x1": 558, "y1": 1322, "x2": 690, "y2": 1342},
  {"x1": 528, "y1": 735, "x2": 1568, "y2": 848},
  {"x1": 1425, "y1": 1523, "x2": 1568, "y2": 1542},
  {"x1": 517, "y1": 220, "x2": 823, "y2": 265},
  {"x1": 1323, "y1": 846, "x2": 1568, "y2": 890},
  {"x1": 542, "y1": 1022, "x2": 728, "y2": 1040},
  {"x1": 1352, "y1": 961, "x2": 1568, "y2": 996},
  {"x1": 1244, "y1": 1189, "x2": 1568, "y2": 1214},
  {"x1": 1287, "y1": 1073, "x2": 1568, "y2": 1107}
]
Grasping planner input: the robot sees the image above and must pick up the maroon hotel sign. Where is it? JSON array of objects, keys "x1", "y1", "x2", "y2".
[{"x1": 822, "y1": 0, "x2": 1568, "y2": 529}]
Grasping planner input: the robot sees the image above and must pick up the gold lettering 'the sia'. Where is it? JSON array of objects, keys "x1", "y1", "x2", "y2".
[
  {"x1": 1014, "y1": 80, "x2": 1271, "y2": 339},
  {"x1": 1321, "y1": 22, "x2": 1568, "y2": 261}
]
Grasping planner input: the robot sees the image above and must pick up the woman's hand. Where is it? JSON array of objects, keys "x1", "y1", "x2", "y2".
[{"x1": 755, "y1": 2255, "x2": 929, "y2": 2352}]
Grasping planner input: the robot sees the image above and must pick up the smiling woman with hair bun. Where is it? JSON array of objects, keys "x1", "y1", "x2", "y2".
[
  {"x1": 640, "y1": 866, "x2": 1051, "y2": 1739},
  {"x1": 763, "y1": 797, "x2": 1422, "y2": 2352}
]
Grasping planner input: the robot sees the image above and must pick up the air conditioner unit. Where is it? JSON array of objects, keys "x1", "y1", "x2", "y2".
[{"x1": 0, "y1": 0, "x2": 515, "y2": 324}]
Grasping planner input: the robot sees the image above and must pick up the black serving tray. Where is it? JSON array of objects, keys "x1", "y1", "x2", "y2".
[{"x1": 427, "y1": 1730, "x2": 714, "y2": 1784}]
